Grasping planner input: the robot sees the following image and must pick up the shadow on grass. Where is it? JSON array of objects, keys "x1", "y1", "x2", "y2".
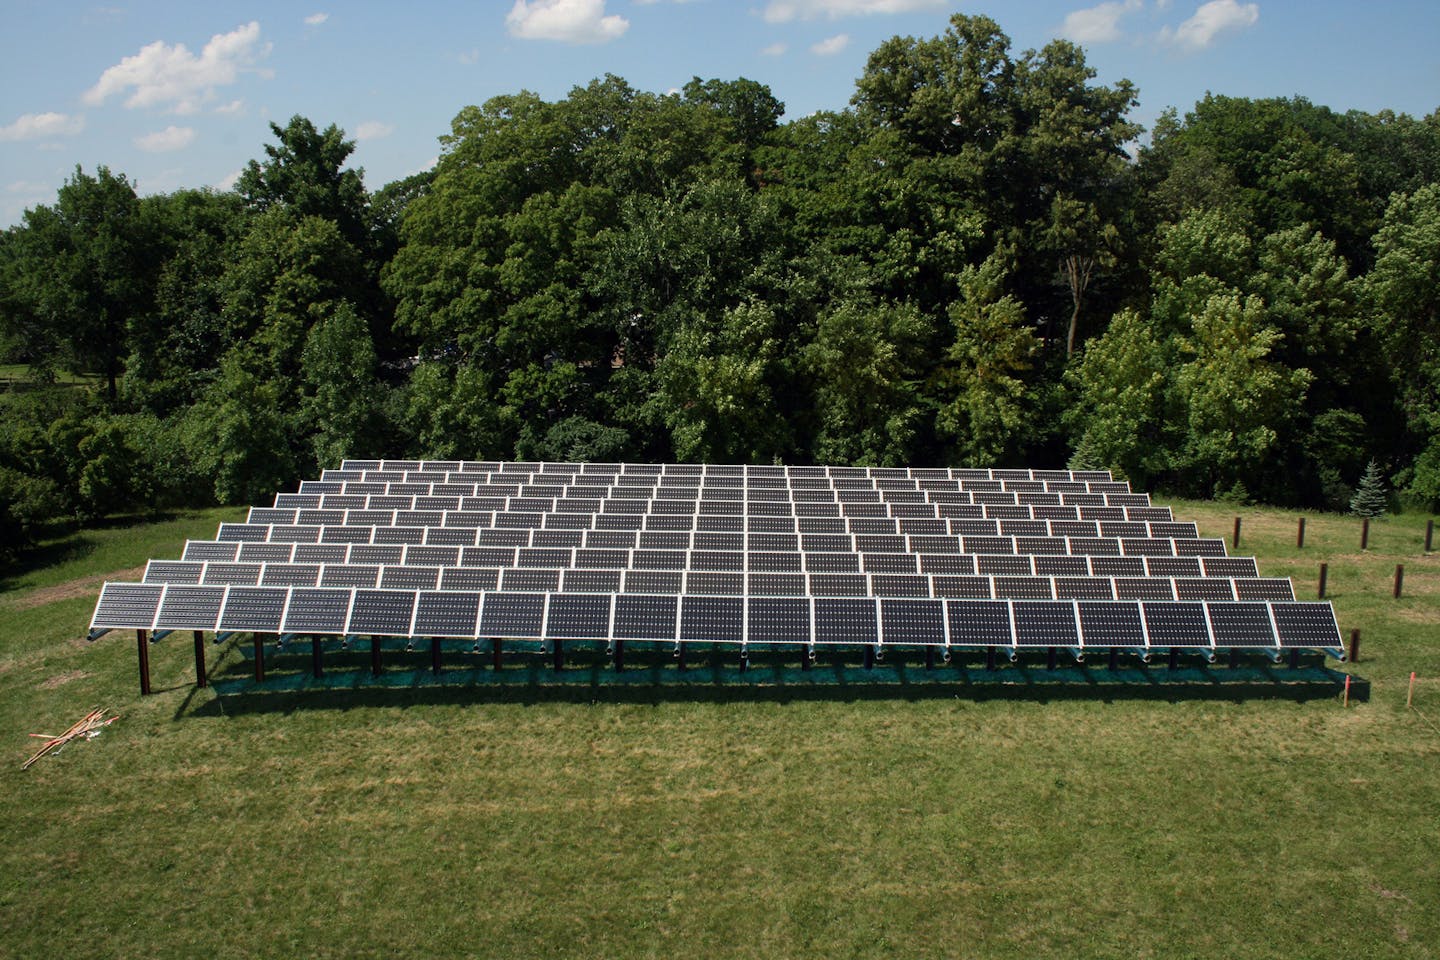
[
  {"x1": 184, "y1": 650, "x2": 1363, "y2": 718},
  {"x1": 0, "y1": 511, "x2": 183, "y2": 592}
]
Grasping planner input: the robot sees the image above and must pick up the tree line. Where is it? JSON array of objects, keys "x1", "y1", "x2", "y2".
[{"x1": 2, "y1": 14, "x2": 1437, "y2": 557}]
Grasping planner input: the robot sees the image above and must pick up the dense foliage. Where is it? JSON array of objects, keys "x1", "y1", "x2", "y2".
[{"x1": 3, "y1": 14, "x2": 1438, "y2": 556}]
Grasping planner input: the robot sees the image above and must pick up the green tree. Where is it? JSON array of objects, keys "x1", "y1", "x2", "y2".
[
  {"x1": 1349, "y1": 458, "x2": 1389, "y2": 518},
  {"x1": 236, "y1": 115, "x2": 371, "y2": 251},
  {"x1": 301, "y1": 301, "x2": 383, "y2": 470},
  {"x1": 1064, "y1": 308, "x2": 1170, "y2": 484}
]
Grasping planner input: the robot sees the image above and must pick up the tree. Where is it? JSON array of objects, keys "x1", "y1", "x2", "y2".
[
  {"x1": 301, "y1": 301, "x2": 383, "y2": 470},
  {"x1": 1349, "y1": 459, "x2": 1389, "y2": 518},
  {"x1": 235, "y1": 116, "x2": 371, "y2": 251},
  {"x1": 1064, "y1": 308, "x2": 1170, "y2": 484},
  {"x1": 934, "y1": 253, "x2": 1039, "y2": 464}
]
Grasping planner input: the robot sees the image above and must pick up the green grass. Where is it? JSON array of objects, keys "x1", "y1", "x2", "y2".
[
  {"x1": 0, "y1": 363, "x2": 101, "y2": 392},
  {"x1": 0, "y1": 503, "x2": 1436, "y2": 959}
]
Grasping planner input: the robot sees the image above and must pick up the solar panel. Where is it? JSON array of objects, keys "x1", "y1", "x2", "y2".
[
  {"x1": 413, "y1": 591, "x2": 481, "y2": 637},
  {"x1": 945, "y1": 601, "x2": 1012, "y2": 646},
  {"x1": 217, "y1": 587, "x2": 289, "y2": 633},
  {"x1": 679, "y1": 596, "x2": 744, "y2": 643},
  {"x1": 879, "y1": 599, "x2": 945, "y2": 646},
  {"x1": 154, "y1": 585, "x2": 227, "y2": 631},
  {"x1": 1271, "y1": 603, "x2": 1342, "y2": 649},
  {"x1": 1076, "y1": 601, "x2": 1145, "y2": 647},
  {"x1": 747, "y1": 597, "x2": 810, "y2": 644},
  {"x1": 479, "y1": 593, "x2": 546, "y2": 638},
  {"x1": 545, "y1": 594, "x2": 613, "y2": 638},
  {"x1": 1013, "y1": 601, "x2": 1080, "y2": 647},
  {"x1": 281, "y1": 589, "x2": 351, "y2": 633},
  {"x1": 348, "y1": 590, "x2": 417, "y2": 636},
  {"x1": 613, "y1": 594, "x2": 679, "y2": 640},
  {"x1": 1206, "y1": 602, "x2": 1277, "y2": 648},
  {"x1": 1140, "y1": 602, "x2": 1211, "y2": 648},
  {"x1": 93, "y1": 583, "x2": 166, "y2": 631}
]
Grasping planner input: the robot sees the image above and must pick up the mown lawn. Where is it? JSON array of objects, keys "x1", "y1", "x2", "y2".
[{"x1": 0, "y1": 503, "x2": 1436, "y2": 959}]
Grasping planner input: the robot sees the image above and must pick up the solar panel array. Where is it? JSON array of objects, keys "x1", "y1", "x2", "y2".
[{"x1": 90, "y1": 461, "x2": 1346, "y2": 659}]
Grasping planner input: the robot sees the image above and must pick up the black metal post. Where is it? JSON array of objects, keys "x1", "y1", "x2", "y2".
[
  {"x1": 193, "y1": 630, "x2": 207, "y2": 689},
  {"x1": 925, "y1": 646, "x2": 936, "y2": 671},
  {"x1": 311, "y1": 636, "x2": 324, "y2": 678},
  {"x1": 432, "y1": 637, "x2": 443, "y2": 674},
  {"x1": 1108, "y1": 647, "x2": 1120, "y2": 671},
  {"x1": 492, "y1": 638, "x2": 502, "y2": 671},
  {"x1": 1228, "y1": 648, "x2": 1240, "y2": 669},
  {"x1": 371, "y1": 635, "x2": 382, "y2": 676},
  {"x1": 1047, "y1": 647, "x2": 1058, "y2": 670},
  {"x1": 137, "y1": 629, "x2": 152, "y2": 696},
  {"x1": 552, "y1": 638, "x2": 563, "y2": 671},
  {"x1": 1394, "y1": 564, "x2": 1405, "y2": 599},
  {"x1": 1318, "y1": 562, "x2": 1328, "y2": 599},
  {"x1": 986, "y1": 646, "x2": 997, "y2": 671},
  {"x1": 613, "y1": 636, "x2": 624, "y2": 672},
  {"x1": 1288, "y1": 647, "x2": 1301, "y2": 669},
  {"x1": 799, "y1": 645, "x2": 810, "y2": 671},
  {"x1": 1297, "y1": 517, "x2": 1306, "y2": 549},
  {"x1": 863, "y1": 645, "x2": 874, "y2": 670},
  {"x1": 1168, "y1": 647, "x2": 1180, "y2": 670},
  {"x1": 253, "y1": 633, "x2": 265, "y2": 683},
  {"x1": 1348, "y1": 629, "x2": 1361, "y2": 663}
]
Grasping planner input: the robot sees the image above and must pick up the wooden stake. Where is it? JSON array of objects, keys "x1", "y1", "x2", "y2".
[
  {"x1": 1318, "y1": 563, "x2": 1328, "y2": 599},
  {"x1": 1394, "y1": 564, "x2": 1405, "y2": 599},
  {"x1": 1348, "y1": 629, "x2": 1361, "y2": 664},
  {"x1": 1408, "y1": 671, "x2": 1416, "y2": 709},
  {"x1": 1233, "y1": 516, "x2": 1242, "y2": 549},
  {"x1": 1343, "y1": 674, "x2": 1351, "y2": 708}
]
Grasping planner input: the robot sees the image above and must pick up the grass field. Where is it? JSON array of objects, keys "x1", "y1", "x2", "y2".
[{"x1": 1, "y1": 501, "x2": 1437, "y2": 959}]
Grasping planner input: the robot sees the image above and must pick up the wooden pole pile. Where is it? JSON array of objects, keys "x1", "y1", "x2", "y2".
[{"x1": 22, "y1": 708, "x2": 118, "y2": 770}]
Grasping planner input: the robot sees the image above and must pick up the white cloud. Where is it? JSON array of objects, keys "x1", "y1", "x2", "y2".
[
  {"x1": 458, "y1": 48, "x2": 480, "y2": 64},
  {"x1": 7, "y1": 180, "x2": 52, "y2": 195},
  {"x1": 135, "y1": 125, "x2": 195, "y2": 152},
  {"x1": 811, "y1": 33, "x2": 851, "y2": 55},
  {"x1": 304, "y1": 12, "x2": 329, "y2": 26},
  {"x1": 1060, "y1": 0, "x2": 1142, "y2": 44},
  {"x1": 0, "y1": 112, "x2": 85, "y2": 141},
  {"x1": 1161, "y1": 0, "x2": 1259, "y2": 51},
  {"x1": 763, "y1": 0, "x2": 944, "y2": 23},
  {"x1": 216, "y1": 169, "x2": 243, "y2": 190},
  {"x1": 84, "y1": 21, "x2": 270, "y2": 114},
  {"x1": 215, "y1": 99, "x2": 245, "y2": 114},
  {"x1": 506, "y1": 0, "x2": 629, "y2": 44},
  {"x1": 355, "y1": 120, "x2": 395, "y2": 141},
  {"x1": 760, "y1": 42, "x2": 788, "y2": 56}
]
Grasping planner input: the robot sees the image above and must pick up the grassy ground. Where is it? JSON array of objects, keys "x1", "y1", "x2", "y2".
[{"x1": 0, "y1": 503, "x2": 1436, "y2": 959}]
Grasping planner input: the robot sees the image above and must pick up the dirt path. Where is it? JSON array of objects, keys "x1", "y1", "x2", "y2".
[{"x1": 7, "y1": 566, "x2": 146, "y2": 610}]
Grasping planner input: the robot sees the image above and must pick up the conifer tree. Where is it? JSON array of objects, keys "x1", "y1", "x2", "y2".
[{"x1": 1349, "y1": 459, "x2": 1389, "y2": 518}]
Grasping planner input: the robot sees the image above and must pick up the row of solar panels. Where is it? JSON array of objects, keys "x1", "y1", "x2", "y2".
[
  {"x1": 267, "y1": 500, "x2": 1176, "y2": 527},
  {"x1": 316, "y1": 474, "x2": 1135, "y2": 497},
  {"x1": 292, "y1": 484, "x2": 1153, "y2": 510},
  {"x1": 335, "y1": 461, "x2": 1116, "y2": 483},
  {"x1": 244, "y1": 508, "x2": 1198, "y2": 542},
  {"x1": 201, "y1": 531, "x2": 1231, "y2": 564},
  {"x1": 177, "y1": 540, "x2": 1256, "y2": 578},
  {"x1": 142, "y1": 560, "x2": 1291, "y2": 601},
  {"x1": 91, "y1": 582, "x2": 1341, "y2": 653}
]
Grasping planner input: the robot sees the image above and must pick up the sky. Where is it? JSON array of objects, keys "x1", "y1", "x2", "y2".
[{"x1": 2, "y1": 0, "x2": 1437, "y2": 227}]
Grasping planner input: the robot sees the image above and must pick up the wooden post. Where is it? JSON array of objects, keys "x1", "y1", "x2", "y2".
[
  {"x1": 613, "y1": 637, "x2": 624, "y2": 672},
  {"x1": 1233, "y1": 516, "x2": 1242, "y2": 549},
  {"x1": 986, "y1": 646, "x2": 997, "y2": 671},
  {"x1": 1168, "y1": 647, "x2": 1180, "y2": 671},
  {"x1": 137, "y1": 629, "x2": 152, "y2": 696},
  {"x1": 1361, "y1": 518, "x2": 1370, "y2": 550},
  {"x1": 674, "y1": 642, "x2": 685, "y2": 672},
  {"x1": 1348, "y1": 629, "x2": 1361, "y2": 664},
  {"x1": 1318, "y1": 563, "x2": 1328, "y2": 599},
  {"x1": 1288, "y1": 648, "x2": 1301, "y2": 669},
  {"x1": 799, "y1": 645, "x2": 810, "y2": 671},
  {"x1": 1108, "y1": 647, "x2": 1120, "y2": 671},
  {"x1": 1047, "y1": 647, "x2": 1058, "y2": 670},
  {"x1": 1297, "y1": 517, "x2": 1306, "y2": 549},
  {"x1": 312, "y1": 636, "x2": 324, "y2": 678},
  {"x1": 863, "y1": 645, "x2": 875, "y2": 670},
  {"x1": 925, "y1": 646, "x2": 936, "y2": 671},
  {"x1": 193, "y1": 630, "x2": 207, "y2": 689},
  {"x1": 491, "y1": 638, "x2": 502, "y2": 671},
  {"x1": 1426, "y1": 519, "x2": 1434, "y2": 553},
  {"x1": 551, "y1": 638, "x2": 563, "y2": 672},
  {"x1": 371, "y1": 635, "x2": 382, "y2": 676},
  {"x1": 1408, "y1": 672, "x2": 1416, "y2": 708},
  {"x1": 432, "y1": 637, "x2": 443, "y2": 674},
  {"x1": 1343, "y1": 674, "x2": 1351, "y2": 708},
  {"x1": 1394, "y1": 564, "x2": 1405, "y2": 599},
  {"x1": 253, "y1": 634, "x2": 265, "y2": 683}
]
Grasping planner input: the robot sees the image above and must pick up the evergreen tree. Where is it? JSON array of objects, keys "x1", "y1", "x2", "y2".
[{"x1": 1349, "y1": 459, "x2": 1389, "y2": 517}]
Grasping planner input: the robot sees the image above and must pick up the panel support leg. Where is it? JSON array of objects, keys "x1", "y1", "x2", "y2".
[
  {"x1": 371, "y1": 635, "x2": 382, "y2": 676},
  {"x1": 1046, "y1": 647, "x2": 1057, "y2": 671},
  {"x1": 253, "y1": 633, "x2": 266, "y2": 683},
  {"x1": 137, "y1": 629, "x2": 152, "y2": 696},
  {"x1": 1168, "y1": 647, "x2": 1180, "y2": 671},
  {"x1": 986, "y1": 646, "x2": 997, "y2": 671},
  {"x1": 1108, "y1": 647, "x2": 1120, "y2": 672},
  {"x1": 863, "y1": 645, "x2": 874, "y2": 670},
  {"x1": 613, "y1": 637, "x2": 624, "y2": 672},
  {"x1": 432, "y1": 637, "x2": 443, "y2": 674},
  {"x1": 492, "y1": 638, "x2": 502, "y2": 671},
  {"x1": 800, "y1": 644, "x2": 811, "y2": 671},
  {"x1": 673, "y1": 642, "x2": 684, "y2": 672},
  {"x1": 1228, "y1": 647, "x2": 1240, "y2": 669},
  {"x1": 1288, "y1": 647, "x2": 1301, "y2": 669},
  {"x1": 552, "y1": 638, "x2": 564, "y2": 672},
  {"x1": 192, "y1": 630, "x2": 207, "y2": 689},
  {"x1": 312, "y1": 636, "x2": 324, "y2": 678},
  {"x1": 925, "y1": 647, "x2": 936, "y2": 671}
]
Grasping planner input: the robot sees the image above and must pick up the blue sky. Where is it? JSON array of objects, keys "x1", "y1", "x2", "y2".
[{"x1": 3, "y1": 0, "x2": 1437, "y2": 227}]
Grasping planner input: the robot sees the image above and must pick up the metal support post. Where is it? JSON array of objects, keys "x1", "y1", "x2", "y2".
[
  {"x1": 253, "y1": 634, "x2": 266, "y2": 683},
  {"x1": 312, "y1": 636, "x2": 324, "y2": 678},
  {"x1": 193, "y1": 630, "x2": 207, "y2": 688},
  {"x1": 137, "y1": 629, "x2": 152, "y2": 696}
]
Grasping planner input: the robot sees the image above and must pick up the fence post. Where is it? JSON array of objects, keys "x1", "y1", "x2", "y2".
[
  {"x1": 1394, "y1": 564, "x2": 1405, "y2": 599},
  {"x1": 1361, "y1": 518, "x2": 1370, "y2": 550},
  {"x1": 1297, "y1": 517, "x2": 1306, "y2": 549},
  {"x1": 1348, "y1": 629, "x2": 1361, "y2": 663},
  {"x1": 1318, "y1": 563, "x2": 1328, "y2": 599},
  {"x1": 1233, "y1": 516, "x2": 1242, "y2": 549}
]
